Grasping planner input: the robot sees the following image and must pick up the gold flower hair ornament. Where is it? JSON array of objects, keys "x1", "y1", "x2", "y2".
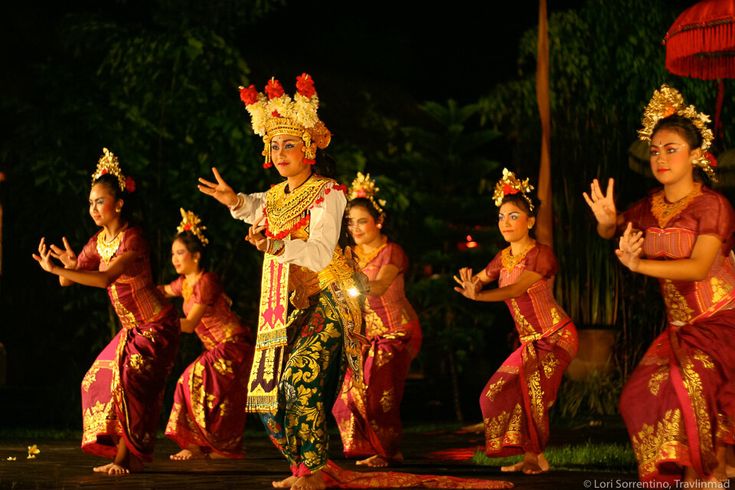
[
  {"x1": 638, "y1": 84, "x2": 716, "y2": 180},
  {"x1": 349, "y1": 172, "x2": 387, "y2": 215},
  {"x1": 177, "y1": 208, "x2": 209, "y2": 246},
  {"x1": 90, "y1": 148, "x2": 136, "y2": 192},
  {"x1": 493, "y1": 168, "x2": 535, "y2": 212},
  {"x1": 239, "y1": 73, "x2": 331, "y2": 168}
]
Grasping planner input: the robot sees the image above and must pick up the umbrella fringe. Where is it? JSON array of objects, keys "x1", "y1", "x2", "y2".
[{"x1": 666, "y1": 21, "x2": 735, "y2": 79}]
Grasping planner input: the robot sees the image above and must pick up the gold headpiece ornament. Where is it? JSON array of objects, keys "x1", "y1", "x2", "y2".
[
  {"x1": 493, "y1": 168, "x2": 535, "y2": 211},
  {"x1": 638, "y1": 84, "x2": 716, "y2": 180},
  {"x1": 176, "y1": 208, "x2": 209, "y2": 246},
  {"x1": 239, "y1": 73, "x2": 331, "y2": 168},
  {"x1": 91, "y1": 148, "x2": 127, "y2": 192},
  {"x1": 349, "y1": 172, "x2": 386, "y2": 215}
]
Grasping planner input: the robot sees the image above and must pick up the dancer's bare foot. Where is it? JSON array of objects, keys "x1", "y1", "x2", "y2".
[
  {"x1": 93, "y1": 462, "x2": 117, "y2": 473},
  {"x1": 500, "y1": 460, "x2": 524, "y2": 472},
  {"x1": 292, "y1": 471, "x2": 326, "y2": 490},
  {"x1": 521, "y1": 452, "x2": 548, "y2": 475},
  {"x1": 170, "y1": 447, "x2": 207, "y2": 460},
  {"x1": 92, "y1": 462, "x2": 130, "y2": 475},
  {"x1": 521, "y1": 461, "x2": 545, "y2": 475},
  {"x1": 356, "y1": 455, "x2": 389, "y2": 467},
  {"x1": 272, "y1": 475, "x2": 298, "y2": 488},
  {"x1": 537, "y1": 452, "x2": 550, "y2": 472}
]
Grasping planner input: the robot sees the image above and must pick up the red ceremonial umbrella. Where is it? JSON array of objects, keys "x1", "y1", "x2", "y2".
[{"x1": 664, "y1": 0, "x2": 735, "y2": 139}]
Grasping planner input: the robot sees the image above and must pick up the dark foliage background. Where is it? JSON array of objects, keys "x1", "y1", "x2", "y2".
[{"x1": 1, "y1": 0, "x2": 730, "y2": 429}]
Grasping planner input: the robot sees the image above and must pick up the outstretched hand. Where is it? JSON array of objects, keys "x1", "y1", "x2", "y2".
[
  {"x1": 583, "y1": 178, "x2": 617, "y2": 228},
  {"x1": 32, "y1": 237, "x2": 58, "y2": 273},
  {"x1": 615, "y1": 222, "x2": 644, "y2": 272},
  {"x1": 198, "y1": 167, "x2": 238, "y2": 207},
  {"x1": 48, "y1": 236, "x2": 77, "y2": 269},
  {"x1": 453, "y1": 267, "x2": 481, "y2": 300}
]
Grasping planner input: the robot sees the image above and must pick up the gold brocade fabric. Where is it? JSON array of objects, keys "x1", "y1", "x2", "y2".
[
  {"x1": 246, "y1": 253, "x2": 289, "y2": 413},
  {"x1": 246, "y1": 177, "x2": 364, "y2": 413},
  {"x1": 630, "y1": 409, "x2": 688, "y2": 479},
  {"x1": 650, "y1": 183, "x2": 702, "y2": 228},
  {"x1": 264, "y1": 176, "x2": 331, "y2": 238}
]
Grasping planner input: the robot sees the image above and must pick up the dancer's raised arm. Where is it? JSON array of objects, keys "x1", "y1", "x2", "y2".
[{"x1": 583, "y1": 177, "x2": 620, "y2": 239}]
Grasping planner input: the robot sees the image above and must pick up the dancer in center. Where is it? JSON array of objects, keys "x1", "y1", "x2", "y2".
[
  {"x1": 199, "y1": 74, "x2": 512, "y2": 490},
  {"x1": 332, "y1": 172, "x2": 423, "y2": 468},
  {"x1": 198, "y1": 74, "x2": 364, "y2": 489},
  {"x1": 455, "y1": 168, "x2": 578, "y2": 475}
]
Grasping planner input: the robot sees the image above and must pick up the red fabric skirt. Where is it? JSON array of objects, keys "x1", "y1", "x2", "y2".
[
  {"x1": 332, "y1": 319, "x2": 421, "y2": 460},
  {"x1": 165, "y1": 336, "x2": 254, "y2": 457},
  {"x1": 321, "y1": 460, "x2": 512, "y2": 488},
  {"x1": 480, "y1": 321, "x2": 578, "y2": 456},
  {"x1": 80, "y1": 307, "x2": 179, "y2": 462},
  {"x1": 620, "y1": 308, "x2": 735, "y2": 482}
]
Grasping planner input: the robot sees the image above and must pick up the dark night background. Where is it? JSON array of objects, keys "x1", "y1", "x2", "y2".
[{"x1": 0, "y1": 0, "x2": 729, "y2": 433}]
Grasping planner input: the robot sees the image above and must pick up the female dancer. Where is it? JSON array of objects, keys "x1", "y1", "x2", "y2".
[
  {"x1": 32, "y1": 148, "x2": 179, "y2": 475},
  {"x1": 584, "y1": 84, "x2": 735, "y2": 484},
  {"x1": 198, "y1": 74, "x2": 364, "y2": 489},
  {"x1": 455, "y1": 168, "x2": 578, "y2": 475},
  {"x1": 161, "y1": 209, "x2": 254, "y2": 460},
  {"x1": 332, "y1": 172, "x2": 422, "y2": 468}
]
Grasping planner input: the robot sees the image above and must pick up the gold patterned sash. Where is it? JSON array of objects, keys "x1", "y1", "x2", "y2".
[{"x1": 246, "y1": 253, "x2": 290, "y2": 413}]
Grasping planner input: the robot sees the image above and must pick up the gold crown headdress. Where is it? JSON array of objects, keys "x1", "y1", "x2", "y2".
[
  {"x1": 349, "y1": 172, "x2": 386, "y2": 215},
  {"x1": 176, "y1": 208, "x2": 209, "y2": 246},
  {"x1": 91, "y1": 148, "x2": 127, "y2": 192},
  {"x1": 493, "y1": 168, "x2": 535, "y2": 211},
  {"x1": 239, "y1": 73, "x2": 331, "y2": 168},
  {"x1": 638, "y1": 84, "x2": 716, "y2": 179}
]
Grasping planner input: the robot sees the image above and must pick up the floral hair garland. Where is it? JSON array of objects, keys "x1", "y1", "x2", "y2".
[
  {"x1": 638, "y1": 84, "x2": 716, "y2": 180},
  {"x1": 492, "y1": 168, "x2": 535, "y2": 212},
  {"x1": 91, "y1": 148, "x2": 135, "y2": 193},
  {"x1": 239, "y1": 73, "x2": 331, "y2": 168},
  {"x1": 176, "y1": 208, "x2": 209, "y2": 246}
]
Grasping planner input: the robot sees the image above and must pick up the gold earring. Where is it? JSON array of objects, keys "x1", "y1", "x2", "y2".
[{"x1": 377, "y1": 224, "x2": 383, "y2": 229}]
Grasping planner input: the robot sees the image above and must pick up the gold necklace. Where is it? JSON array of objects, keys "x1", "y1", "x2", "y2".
[
  {"x1": 501, "y1": 241, "x2": 535, "y2": 271},
  {"x1": 651, "y1": 182, "x2": 702, "y2": 228},
  {"x1": 96, "y1": 229, "x2": 125, "y2": 264},
  {"x1": 356, "y1": 239, "x2": 388, "y2": 270},
  {"x1": 181, "y1": 272, "x2": 202, "y2": 302}
]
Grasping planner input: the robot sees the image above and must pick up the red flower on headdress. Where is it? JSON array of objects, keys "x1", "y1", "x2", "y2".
[
  {"x1": 296, "y1": 73, "x2": 316, "y2": 98},
  {"x1": 704, "y1": 151, "x2": 718, "y2": 168},
  {"x1": 503, "y1": 184, "x2": 519, "y2": 196},
  {"x1": 265, "y1": 78, "x2": 285, "y2": 99},
  {"x1": 125, "y1": 176, "x2": 136, "y2": 193},
  {"x1": 239, "y1": 84, "x2": 259, "y2": 105},
  {"x1": 100, "y1": 169, "x2": 109, "y2": 175},
  {"x1": 355, "y1": 189, "x2": 367, "y2": 198},
  {"x1": 272, "y1": 110, "x2": 281, "y2": 117},
  {"x1": 183, "y1": 223, "x2": 192, "y2": 231},
  {"x1": 663, "y1": 105, "x2": 676, "y2": 118}
]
